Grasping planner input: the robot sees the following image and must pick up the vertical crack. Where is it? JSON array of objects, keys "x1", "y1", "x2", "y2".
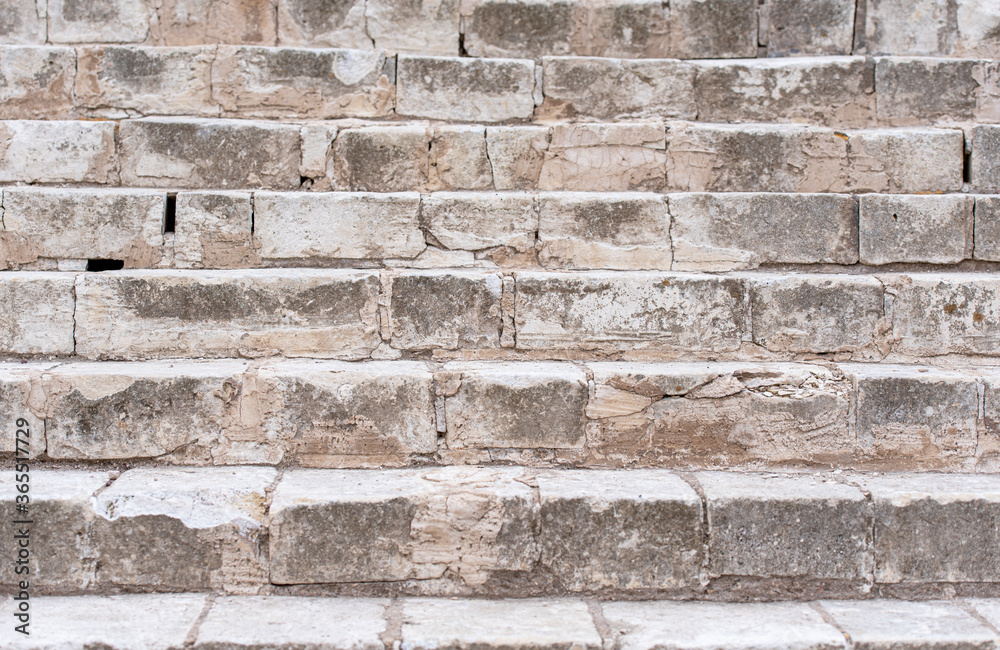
[
  {"x1": 183, "y1": 594, "x2": 217, "y2": 647},
  {"x1": 677, "y1": 471, "x2": 711, "y2": 589},
  {"x1": 380, "y1": 599, "x2": 404, "y2": 650},
  {"x1": 851, "y1": 0, "x2": 867, "y2": 54},
  {"x1": 809, "y1": 602, "x2": 852, "y2": 646}
]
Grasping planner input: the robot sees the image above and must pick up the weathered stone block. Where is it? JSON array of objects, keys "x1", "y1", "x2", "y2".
[
  {"x1": 876, "y1": 57, "x2": 1000, "y2": 126},
  {"x1": 255, "y1": 192, "x2": 424, "y2": 262},
  {"x1": 423, "y1": 192, "x2": 537, "y2": 253},
  {"x1": 763, "y1": 0, "x2": 855, "y2": 55},
  {"x1": 821, "y1": 600, "x2": 997, "y2": 649},
  {"x1": 859, "y1": 194, "x2": 973, "y2": 265},
  {"x1": 861, "y1": 0, "x2": 1000, "y2": 58},
  {"x1": 149, "y1": 0, "x2": 278, "y2": 46},
  {"x1": 971, "y1": 125, "x2": 1000, "y2": 193},
  {"x1": 1, "y1": 189, "x2": 165, "y2": 269},
  {"x1": 0, "y1": 362, "x2": 54, "y2": 458},
  {"x1": 0, "y1": 1, "x2": 46, "y2": 44},
  {"x1": 669, "y1": 0, "x2": 757, "y2": 58},
  {"x1": 539, "y1": 123, "x2": 667, "y2": 192},
  {"x1": 540, "y1": 57, "x2": 696, "y2": 121},
  {"x1": 537, "y1": 192, "x2": 671, "y2": 270},
  {"x1": 388, "y1": 271, "x2": 502, "y2": 350},
  {"x1": 174, "y1": 191, "x2": 257, "y2": 269},
  {"x1": 514, "y1": 271, "x2": 746, "y2": 353},
  {"x1": 969, "y1": 599, "x2": 1000, "y2": 632},
  {"x1": 857, "y1": 473, "x2": 1000, "y2": 583},
  {"x1": 700, "y1": 472, "x2": 871, "y2": 580},
  {"x1": 48, "y1": 0, "x2": 150, "y2": 43},
  {"x1": 0, "y1": 273, "x2": 76, "y2": 355},
  {"x1": 444, "y1": 362, "x2": 588, "y2": 449},
  {"x1": 693, "y1": 57, "x2": 876, "y2": 128},
  {"x1": 670, "y1": 192, "x2": 858, "y2": 271},
  {"x1": 366, "y1": 0, "x2": 460, "y2": 55},
  {"x1": 537, "y1": 469, "x2": 702, "y2": 590},
  {"x1": 0, "y1": 47, "x2": 75, "y2": 119},
  {"x1": 119, "y1": 118, "x2": 302, "y2": 189},
  {"x1": 213, "y1": 46, "x2": 392, "y2": 118},
  {"x1": 486, "y1": 126, "x2": 550, "y2": 190},
  {"x1": 74, "y1": 269, "x2": 381, "y2": 360},
  {"x1": 397, "y1": 55, "x2": 534, "y2": 122},
  {"x1": 846, "y1": 128, "x2": 964, "y2": 193},
  {"x1": 428, "y1": 126, "x2": 493, "y2": 191},
  {"x1": 974, "y1": 196, "x2": 1000, "y2": 262},
  {"x1": 0, "y1": 121, "x2": 117, "y2": 184},
  {"x1": 333, "y1": 125, "x2": 429, "y2": 192},
  {"x1": 269, "y1": 467, "x2": 538, "y2": 586},
  {"x1": 276, "y1": 0, "x2": 369, "y2": 49},
  {"x1": 748, "y1": 274, "x2": 885, "y2": 355}
]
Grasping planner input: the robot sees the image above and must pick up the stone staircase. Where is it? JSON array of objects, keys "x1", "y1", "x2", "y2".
[{"x1": 3, "y1": 0, "x2": 1000, "y2": 647}]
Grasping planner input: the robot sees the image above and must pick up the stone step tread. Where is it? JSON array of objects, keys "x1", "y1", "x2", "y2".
[
  {"x1": 2, "y1": 358, "x2": 998, "y2": 471},
  {"x1": 2, "y1": 467, "x2": 999, "y2": 596},
  {"x1": 1, "y1": 118, "x2": 993, "y2": 194}
]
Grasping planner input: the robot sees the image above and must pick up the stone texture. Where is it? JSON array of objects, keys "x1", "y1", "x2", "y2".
[
  {"x1": 969, "y1": 599, "x2": 1000, "y2": 632},
  {"x1": 0, "y1": 273, "x2": 76, "y2": 356},
  {"x1": 486, "y1": 126, "x2": 550, "y2": 190},
  {"x1": 0, "y1": 188, "x2": 166, "y2": 269},
  {"x1": 539, "y1": 123, "x2": 667, "y2": 192},
  {"x1": 397, "y1": 55, "x2": 534, "y2": 122},
  {"x1": 149, "y1": 0, "x2": 278, "y2": 46},
  {"x1": 856, "y1": 473, "x2": 1000, "y2": 583},
  {"x1": 971, "y1": 125, "x2": 1000, "y2": 193},
  {"x1": 91, "y1": 466, "x2": 275, "y2": 592},
  {"x1": 0, "y1": 46, "x2": 76, "y2": 119},
  {"x1": 540, "y1": 57, "x2": 696, "y2": 121},
  {"x1": 0, "y1": 120, "x2": 118, "y2": 184},
  {"x1": 174, "y1": 191, "x2": 258, "y2": 269},
  {"x1": 669, "y1": 0, "x2": 757, "y2": 59},
  {"x1": 400, "y1": 599, "x2": 602, "y2": 650},
  {"x1": 693, "y1": 57, "x2": 876, "y2": 128},
  {"x1": 700, "y1": 472, "x2": 871, "y2": 581},
  {"x1": 763, "y1": 0, "x2": 855, "y2": 55},
  {"x1": 427, "y1": 125, "x2": 494, "y2": 191},
  {"x1": 255, "y1": 192, "x2": 425, "y2": 262},
  {"x1": 74, "y1": 269, "x2": 381, "y2": 360},
  {"x1": 118, "y1": 118, "x2": 302, "y2": 189},
  {"x1": 670, "y1": 192, "x2": 858, "y2": 271},
  {"x1": 276, "y1": 0, "x2": 369, "y2": 49},
  {"x1": 974, "y1": 196, "x2": 1000, "y2": 262},
  {"x1": 366, "y1": 0, "x2": 461, "y2": 55},
  {"x1": 859, "y1": 194, "x2": 974, "y2": 265},
  {"x1": 537, "y1": 192, "x2": 672, "y2": 270},
  {"x1": 876, "y1": 57, "x2": 1000, "y2": 126},
  {"x1": 0, "y1": 1, "x2": 46, "y2": 44},
  {"x1": 861, "y1": 0, "x2": 1000, "y2": 58},
  {"x1": 333, "y1": 125, "x2": 429, "y2": 192},
  {"x1": 821, "y1": 600, "x2": 996, "y2": 649},
  {"x1": 422, "y1": 192, "x2": 537, "y2": 253},
  {"x1": 444, "y1": 362, "x2": 588, "y2": 449},
  {"x1": 846, "y1": 128, "x2": 964, "y2": 193},
  {"x1": 514, "y1": 271, "x2": 746, "y2": 353},
  {"x1": 0, "y1": 362, "x2": 54, "y2": 458},
  {"x1": 213, "y1": 46, "x2": 392, "y2": 118},
  {"x1": 48, "y1": 0, "x2": 150, "y2": 43},
  {"x1": 388, "y1": 271, "x2": 502, "y2": 351},
  {"x1": 536, "y1": 469, "x2": 703, "y2": 590}
]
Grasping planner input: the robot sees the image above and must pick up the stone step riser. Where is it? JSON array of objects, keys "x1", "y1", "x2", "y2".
[
  {"x1": 1, "y1": 119, "x2": 993, "y2": 193},
  {"x1": 2, "y1": 468, "x2": 998, "y2": 597},
  {"x1": 3, "y1": 360, "x2": 997, "y2": 471}
]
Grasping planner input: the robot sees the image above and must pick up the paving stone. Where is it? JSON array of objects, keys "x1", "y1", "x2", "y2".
[
  {"x1": 1, "y1": 188, "x2": 166, "y2": 269},
  {"x1": 540, "y1": 57, "x2": 696, "y2": 121},
  {"x1": 692, "y1": 57, "x2": 876, "y2": 128},
  {"x1": 333, "y1": 125, "x2": 429, "y2": 192},
  {"x1": 670, "y1": 192, "x2": 858, "y2": 271},
  {"x1": 422, "y1": 192, "x2": 537, "y2": 253},
  {"x1": 861, "y1": 0, "x2": 1000, "y2": 58},
  {"x1": 821, "y1": 600, "x2": 996, "y2": 649},
  {"x1": 0, "y1": 1, "x2": 46, "y2": 44},
  {"x1": 400, "y1": 598, "x2": 602, "y2": 649},
  {"x1": 537, "y1": 192, "x2": 671, "y2": 270},
  {"x1": 748, "y1": 274, "x2": 885, "y2": 355},
  {"x1": 48, "y1": 0, "x2": 150, "y2": 43},
  {"x1": 276, "y1": 0, "x2": 369, "y2": 49},
  {"x1": 603, "y1": 601, "x2": 847, "y2": 650},
  {"x1": 762, "y1": 0, "x2": 855, "y2": 55},
  {"x1": 855, "y1": 473, "x2": 1000, "y2": 583},
  {"x1": 118, "y1": 118, "x2": 302, "y2": 189},
  {"x1": 971, "y1": 125, "x2": 1000, "y2": 193},
  {"x1": 427, "y1": 125, "x2": 494, "y2": 191},
  {"x1": 539, "y1": 123, "x2": 667, "y2": 192},
  {"x1": 486, "y1": 125, "x2": 550, "y2": 190},
  {"x1": 388, "y1": 271, "x2": 502, "y2": 350},
  {"x1": 0, "y1": 121, "x2": 118, "y2": 184},
  {"x1": 255, "y1": 192, "x2": 425, "y2": 262},
  {"x1": 397, "y1": 55, "x2": 534, "y2": 122},
  {"x1": 149, "y1": 0, "x2": 277, "y2": 46},
  {"x1": 514, "y1": 271, "x2": 746, "y2": 353},
  {"x1": 269, "y1": 467, "x2": 538, "y2": 586},
  {"x1": 537, "y1": 469, "x2": 702, "y2": 590},
  {"x1": 213, "y1": 46, "x2": 392, "y2": 119},
  {"x1": 876, "y1": 57, "x2": 1000, "y2": 126},
  {"x1": 0, "y1": 362, "x2": 54, "y2": 458},
  {"x1": 74, "y1": 269, "x2": 381, "y2": 360},
  {"x1": 366, "y1": 0, "x2": 460, "y2": 55},
  {"x1": 846, "y1": 128, "x2": 965, "y2": 194},
  {"x1": 700, "y1": 472, "x2": 871, "y2": 581},
  {"x1": 0, "y1": 46, "x2": 76, "y2": 119},
  {"x1": 91, "y1": 466, "x2": 275, "y2": 592},
  {"x1": 669, "y1": 0, "x2": 757, "y2": 59},
  {"x1": 968, "y1": 599, "x2": 1000, "y2": 632},
  {"x1": 0, "y1": 273, "x2": 76, "y2": 356},
  {"x1": 195, "y1": 596, "x2": 388, "y2": 649},
  {"x1": 859, "y1": 194, "x2": 974, "y2": 265},
  {"x1": 174, "y1": 191, "x2": 257, "y2": 269},
  {"x1": 975, "y1": 196, "x2": 1000, "y2": 262}
]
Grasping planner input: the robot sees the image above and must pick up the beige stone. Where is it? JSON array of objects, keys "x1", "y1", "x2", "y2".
[
  {"x1": 174, "y1": 191, "x2": 257, "y2": 269},
  {"x1": 971, "y1": 125, "x2": 1000, "y2": 193},
  {"x1": 429, "y1": 126, "x2": 494, "y2": 191},
  {"x1": 388, "y1": 271, "x2": 502, "y2": 351},
  {"x1": 876, "y1": 57, "x2": 1000, "y2": 126},
  {"x1": 539, "y1": 123, "x2": 667, "y2": 192},
  {"x1": 366, "y1": 0, "x2": 461, "y2": 55},
  {"x1": 974, "y1": 196, "x2": 1000, "y2": 262},
  {"x1": 762, "y1": 0, "x2": 855, "y2": 56},
  {"x1": 276, "y1": 0, "x2": 369, "y2": 49},
  {"x1": 0, "y1": 47, "x2": 76, "y2": 119},
  {"x1": 0, "y1": 362, "x2": 55, "y2": 458},
  {"x1": 149, "y1": 0, "x2": 278, "y2": 46},
  {"x1": 861, "y1": 0, "x2": 1000, "y2": 58},
  {"x1": 48, "y1": 0, "x2": 150, "y2": 43},
  {"x1": 397, "y1": 55, "x2": 534, "y2": 122},
  {"x1": 333, "y1": 125, "x2": 429, "y2": 192},
  {"x1": 0, "y1": 121, "x2": 118, "y2": 184},
  {"x1": 422, "y1": 192, "x2": 537, "y2": 253},
  {"x1": 846, "y1": 128, "x2": 964, "y2": 194},
  {"x1": 859, "y1": 194, "x2": 973, "y2": 265},
  {"x1": 0, "y1": 273, "x2": 76, "y2": 356},
  {"x1": 0, "y1": 1, "x2": 46, "y2": 44},
  {"x1": 669, "y1": 0, "x2": 757, "y2": 58},
  {"x1": 486, "y1": 126, "x2": 550, "y2": 190}
]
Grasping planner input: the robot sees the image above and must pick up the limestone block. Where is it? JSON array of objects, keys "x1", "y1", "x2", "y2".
[
  {"x1": 670, "y1": 192, "x2": 858, "y2": 271},
  {"x1": 397, "y1": 55, "x2": 534, "y2": 122},
  {"x1": 1, "y1": 188, "x2": 165, "y2": 269},
  {"x1": 0, "y1": 47, "x2": 75, "y2": 119},
  {"x1": 0, "y1": 1, "x2": 46, "y2": 44},
  {"x1": 276, "y1": 0, "x2": 369, "y2": 49},
  {"x1": 0, "y1": 362, "x2": 55, "y2": 458},
  {"x1": 700, "y1": 472, "x2": 872, "y2": 580},
  {"x1": 846, "y1": 128, "x2": 964, "y2": 193},
  {"x1": 48, "y1": 0, "x2": 150, "y2": 43},
  {"x1": 213, "y1": 46, "x2": 392, "y2": 118},
  {"x1": 174, "y1": 191, "x2": 257, "y2": 269},
  {"x1": 876, "y1": 57, "x2": 1000, "y2": 126},
  {"x1": 862, "y1": 0, "x2": 1000, "y2": 58},
  {"x1": 0, "y1": 273, "x2": 76, "y2": 355},
  {"x1": 514, "y1": 271, "x2": 746, "y2": 353},
  {"x1": 388, "y1": 271, "x2": 502, "y2": 350},
  {"x1": 486, "y1": 126, "x2": 550, "y2": 190},
  {"x1": 366, "y1": 0, "x2": 461, "y2": 55},
  {"x1": 974, "y1": 196, "x2": 1000, "y2": 262},
  {"x1": 429, "y1": 126, "x2": 493, "y2": 191},
  {"x1": 118, "y1": 118, "x2": 302, "y2": 189},
  {"x1": 822, "y1": 600, "x2": 997, "y2": 649},
  {"x1": 537, "y1": 192, "x2": 671, "y2": 270},
  {"x1": 668, "y1": 0, "x2": 757, "y2": 58},
  {"x1": 969, "y1": 599, "x2": 1000, "y2": 632},
  {"x1": 539, "y1": 123, "x2": 667, "y2": 192},
  {"x1": 422, "y1": 192, "x2": 537, "y2": 252},
  {"x1": 333, "y1": 125, "x2": 429, "y2": 192},
  {"x1": 149, "y1": 0, "x2": 278, "y2": 46},
  {"x1": 74, "y1": 269, "x2": 381, "y2": 360},
  {"x1": 255, "y1": 192, "x2": 424, "y2": 262},
  {"x1": 536, "y1": 469, "x2": 702, "y2": 590},
  {"x1": 859, "y1": 194, "x2": 973, "y2": 265},
  {"x1": 763, "y1": 0, "x2": 855, "y2": 55},
  {"x1": 971, "y1": 125, "x2": 1000, "y2": 193},
  {"x1": 0, "y1": 121, "x2": 117, "y2": 184}
]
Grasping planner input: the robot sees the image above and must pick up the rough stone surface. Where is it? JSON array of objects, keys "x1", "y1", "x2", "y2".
[
  {"x1": 48, "y1": 0, "x2": 150, "y2": 43},
  {"x1": 969, "y1": 599, "x2": 1000, "y2": 632},
  {"x1": 427, "y1": 125, "x2": 494, "y2": 191},
  {"x1": 333, "y1": 125, "x2": 429, "y2": 192},
  {"x1": 0, "y1": 1, "x2": 46, "y2": 44},
  {"x1": 388, "y1": 271, "x2": 502, "y2": 351},
  {"x1": 846, "y1": 128, "x2": 964, "y2": 193},
  {"x1": 276, "y1": 0, "x2": 369, "y2": 49},
  {"x1": 397, "y1": 55, "x2": 534, "y2": 122},
  {"x1": 975, "y1": 196, "x2": 1000, "y2": 262},
  {"x1": 486, "y1": 126, "x2": 550, "y2": 190},
  {"x1": 539, "y1": 123, "x2": 667, "y2": 192},
  {"x1": 0, "y1": 47, "x2": 76, "y2": 119},
  {"x1": 876, "y1": 57, "x2": 1000, "y2": 126},
  {"x1": 174, "y1": 191, "x2": 258, "y2": 269},
  {"x1": 669, "y1": 0, "x2": 757, "y2": 59},
  {"x1": 0, "y1": 120, "x2": 118, "y2": 184},
  {"x1": 861, "y1": 0, "x2": 1000, "y2": 58},
  {"x1": 0, "y1": 362, "x2": 53, "y2": 458},
  {"x1": 821, "y1": 600, "x2": 996, "y2": 649},
  {"x1": 763, "y1": 0, "x2": 855, "y2": 55},
  {"x1": 149, "y1": 0, "x2": 278, "y2": 46},
  {"x1": 74, "y1": 269, "x2": 381, "y2": 360},
  {"x1": 422, "y1": 192, "x2": 537, "y2": 253},
  {"x1": 0, "y1": 273, "x2": 76, "y2": 356},
  {"x1": 859, "y1": 194, "x2": 974, "y2": 265},
  {"x1": 366, "y1": 0, "x2": 460, "y2": 55},
  {"x1": 971, "y1": 125, "x2": 1000, "y2": 193}
]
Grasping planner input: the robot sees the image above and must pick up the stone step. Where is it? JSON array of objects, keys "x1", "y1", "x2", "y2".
[
  {"x1": 3, "y1": 269, "x2": 999, "y2": 362},
  {"x1": 0, "y1": 118, "x2": 987, "y2": 192},
  {"x1": 5, "y1": 46, "x2": 999, "y2": 128},
  {"x1": 2, "y1": 467, "x2": 999, "y2": 596},
  {"x1": 3, "y1": 359, "x2": 998, "y2": 470},
  {"x1": 6, "y1": 188, "x2": 1000, "y2": 271}
]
